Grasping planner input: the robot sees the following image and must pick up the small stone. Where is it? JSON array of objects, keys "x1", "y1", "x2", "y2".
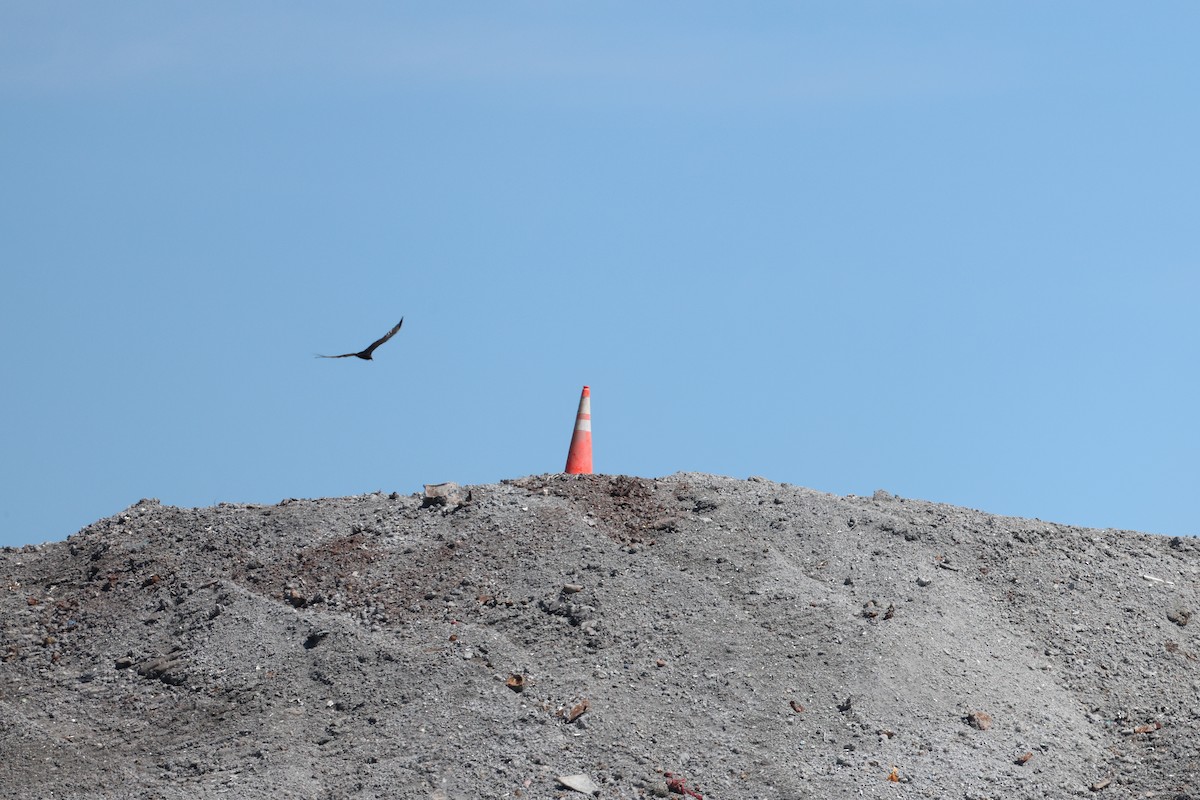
[
  {"x1": 967, "y1": 710, "x2": 993, "y2": 731},
  {"x1": 556, "y1": 774, "x2": 600, "y2": 795},
  {"x1": 566, "y1": 699, "x2": 590, "y2": 723},
  {"x1": 422, "y1": 482, "x2": 470, "y2": 508}
]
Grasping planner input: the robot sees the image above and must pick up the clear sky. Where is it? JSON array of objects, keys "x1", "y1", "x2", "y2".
[{"x1": 2, "y1": 3, "x2": 1197, "y2": 547}]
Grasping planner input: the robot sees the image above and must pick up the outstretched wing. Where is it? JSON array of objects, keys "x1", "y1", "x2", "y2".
[
  {"x1": 359, "y1": 317, "x2": 404, "y2": 357},
  {"x1": 314, "y1": 352, "x2": 358, "y2": 358}
]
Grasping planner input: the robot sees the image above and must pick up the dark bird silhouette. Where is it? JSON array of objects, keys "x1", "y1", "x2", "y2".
[{"x1": 317, "y1": 318, "x2": 404, "y2": 360}]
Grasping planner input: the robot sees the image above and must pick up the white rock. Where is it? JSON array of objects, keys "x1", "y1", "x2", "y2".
[{"x1": 557, "y1": 774, "x2": 601, "y2": 795}]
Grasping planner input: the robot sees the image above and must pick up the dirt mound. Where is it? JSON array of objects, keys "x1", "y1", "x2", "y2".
[{"x1": 1, "y1": 473, "x2": 1197, "y2": 799}]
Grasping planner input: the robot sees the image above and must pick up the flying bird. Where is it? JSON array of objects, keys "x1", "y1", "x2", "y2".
[{"x1": 317, "y1": 318, "x2": 404, "y2": 360}]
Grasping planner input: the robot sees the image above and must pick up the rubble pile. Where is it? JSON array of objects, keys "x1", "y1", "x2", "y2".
[{"x1": 1, "y1": 473, "x2": 1197, "y2": 799}]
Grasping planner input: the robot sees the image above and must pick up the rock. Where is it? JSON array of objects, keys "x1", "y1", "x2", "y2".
[
  {"x1": 565, "y1": 699, "x2": 590, "y2": 723},
  {"x1": 1167, "y1": 608, "x2": 1191, "y2": 627},
  {"x1": 303, "y1": 630, "x2": 329, "y2": 649},
  {"x1": 556, "y1": 774, "x2": 600, "y2": 795},
  {"x1": 642, "y1": 778, "x2": 669, "y2": 798},
  {"x1": 422, "y1": 482, "x2": 471, "y2": 508},
  {"x1": 967, "y1": 710, "x2": 993, "y2": 731},
  {"x1": 135, "y1": 651, "x2": 188, "y2": 686}
]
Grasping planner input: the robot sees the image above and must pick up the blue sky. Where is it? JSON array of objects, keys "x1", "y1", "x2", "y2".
[{"x1": 2, "y1": 3, "x2": 1197, "y2": 547}]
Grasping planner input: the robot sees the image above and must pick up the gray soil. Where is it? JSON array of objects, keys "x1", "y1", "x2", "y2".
[{"x1": 1, "y1": 473, "x2": 1197, "y2": 800}]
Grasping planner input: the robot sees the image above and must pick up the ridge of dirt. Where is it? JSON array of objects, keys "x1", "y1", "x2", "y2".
[{"x1": 1, "y1": 473, "x2": 1197, "y2": 800}]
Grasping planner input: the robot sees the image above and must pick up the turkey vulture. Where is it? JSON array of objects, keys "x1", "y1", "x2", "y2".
[{"x1": 317, "y1": 318, "x2": 404, "y2": 360}]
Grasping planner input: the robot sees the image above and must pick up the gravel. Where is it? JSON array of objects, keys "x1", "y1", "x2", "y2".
[{"x1": 1, "y1": 472, "x2": 1197, "y2": 799}]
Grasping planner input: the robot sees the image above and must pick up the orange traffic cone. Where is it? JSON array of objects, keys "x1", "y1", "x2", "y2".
[{"x1": 565, "y1": 385, "x2": 593, "y2": 474}]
